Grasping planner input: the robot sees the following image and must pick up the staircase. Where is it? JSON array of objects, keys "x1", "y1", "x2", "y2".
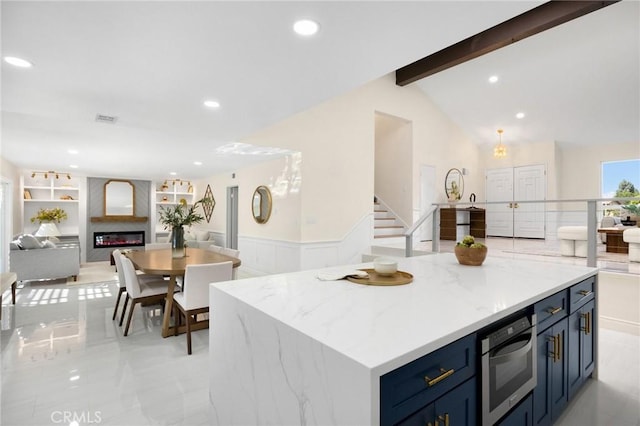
[
  {"x1": 373, "y1": 199, "x2": 406, "y2": 242},
  {"x1": 367, "y1": 198, "x2": 432, "y2": 260}
]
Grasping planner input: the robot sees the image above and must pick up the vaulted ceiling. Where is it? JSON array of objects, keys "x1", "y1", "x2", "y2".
[{"x1": 2, "y1": 1, "x2": 637, "y2": 181}]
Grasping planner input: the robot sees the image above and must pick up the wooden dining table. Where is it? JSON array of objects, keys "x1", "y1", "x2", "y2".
[{"x1": 125, "y1": 247, "x2": 241, "y2": 338}]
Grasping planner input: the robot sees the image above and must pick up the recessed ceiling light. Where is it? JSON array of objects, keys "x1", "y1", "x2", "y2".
[
  {"x1": 4, "y1": 56, "x2": 33, "y2": 68},
  {"x1": 488, "y1": 75, "x2": 499, "y2": 84},
  {"x1": 169, "y1": 172, "x2": 177, "y2": 176},
  {"x1": 293, "y1": 19, "x2": 319, "y2": 36},
  {"x1": 68, "y1": 149, "x2": 79, "y2": 155},
  {"x1": 516, "y1": 112, "x2": 525, "y2": 119},
  {"x1": 194, "y1": 161, "x2": 203, "y2": 166},
  {"x1": 69, "y1": 165, "x2": 79, "y2": 169},
  {"x1": 204, "y1": 100, "x2": 220, "y2": 108}
]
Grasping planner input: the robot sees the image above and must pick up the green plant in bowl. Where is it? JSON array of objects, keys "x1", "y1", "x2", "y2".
[{"x1": 454, "y1": 235, "x2": 488, "y2": 266}]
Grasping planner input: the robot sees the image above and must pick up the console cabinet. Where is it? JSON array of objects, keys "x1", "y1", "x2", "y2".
[{"x1": 440, "y1": 208, "x2": 485, "y2": 241}]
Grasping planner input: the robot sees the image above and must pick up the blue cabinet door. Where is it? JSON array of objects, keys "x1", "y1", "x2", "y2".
[
  {"x1": 568, "y1": 299, "x2": 596, "y2": 400},
  {"x1": 434, "y1": 378, "x2": 476, "y2": 426},
  {"x1": 550, "y1": 319, "x2": 568, "y2": 423},
  {"x1": 398, "y1": 378, "x2": 476, "y2": 426},
  {"x1": 533, "y1": 320, "x2": 568, "y2": 426}
]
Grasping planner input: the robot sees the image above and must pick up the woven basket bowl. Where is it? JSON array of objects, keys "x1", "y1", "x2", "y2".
[{"x1": 454, "y1": 245, "x2": 488, "y2": 266}]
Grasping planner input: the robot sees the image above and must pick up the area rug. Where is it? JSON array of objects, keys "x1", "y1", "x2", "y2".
[{"x1": 64, "y1": 261, "x2": 117, "y2": 285}]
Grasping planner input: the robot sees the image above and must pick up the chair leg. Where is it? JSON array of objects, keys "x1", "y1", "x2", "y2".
[
  {"x1": 119, "y1": 295, "x2": 130, "y2": 326},
  {"x1": 186, "y1": 310, "x2": 193, "y2": 355},
  {"x1": 124, "y1": 300, "x2": 137, "y2": 336},
  {"x1": 112, "y1": 288, "x2": 125, "y2": 320}
]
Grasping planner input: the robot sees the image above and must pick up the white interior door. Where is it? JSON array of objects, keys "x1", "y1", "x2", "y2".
[
  {"x1": 486, "y1": 168, "x2": 514, "y2": 237},
  {"x1": 420, "y1": 164, "x2": 436, "y2": 241},
  {"x1": 513, "y1": 165, "x2": 546, "y2": 238},
  {"x1": 486, "y1": 165, "x2": 546, "y2": 238}
]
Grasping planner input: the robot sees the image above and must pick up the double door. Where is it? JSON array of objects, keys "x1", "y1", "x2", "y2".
[{"x1": 486, "y1": 165, "x2": 546, "y2": 238}]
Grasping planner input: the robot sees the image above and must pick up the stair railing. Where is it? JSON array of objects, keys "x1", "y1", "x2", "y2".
[{"x1": 405, "y1": 205, "x2": 439, "y2": 257}]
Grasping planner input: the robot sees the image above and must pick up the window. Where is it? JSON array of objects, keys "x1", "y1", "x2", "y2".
[{"x1": 602, "y1": 159, "x2": 640, "y2": 217}]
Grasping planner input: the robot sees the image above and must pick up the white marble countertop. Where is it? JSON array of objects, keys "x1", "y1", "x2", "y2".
[{"x1": 212, "y1": 253, "x2": 597, "y2": 376}]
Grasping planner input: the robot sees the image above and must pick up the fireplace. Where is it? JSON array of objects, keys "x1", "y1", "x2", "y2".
[{"x1": 94, "y1": 231, "x2": 145, "y2": 249}]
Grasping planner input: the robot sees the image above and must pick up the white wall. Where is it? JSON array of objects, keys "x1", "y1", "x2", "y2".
[
  {"x1": 558, "y1": 141, "x2": 640, "y2": 199},
  {"x1": 375, "y1": 112, "x2": 413, "y2": 225}
]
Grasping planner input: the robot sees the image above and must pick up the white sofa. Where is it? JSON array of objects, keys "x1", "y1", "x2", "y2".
[
  {"x1": 184, "y1": 229, "x2": 217, "y2": 249},
  {"x1": 623, "y1": 228, "x2": 640, "y2": 262},
  {"x1": 9, "y1": 235, "x2": 80, "y2": 282}
]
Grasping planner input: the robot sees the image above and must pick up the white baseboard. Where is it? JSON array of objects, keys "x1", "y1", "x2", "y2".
[{"x1": 599, "y1": 316, "x2": 640, "y2": 336}]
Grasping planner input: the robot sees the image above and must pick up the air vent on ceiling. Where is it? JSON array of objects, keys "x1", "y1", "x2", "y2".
[{"x1": 95, "y1": 114, "x2": 118, "y2": 124}]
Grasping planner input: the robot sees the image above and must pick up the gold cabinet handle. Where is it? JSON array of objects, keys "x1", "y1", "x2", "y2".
[
  {"x1": 548, "y1": 335, "x2": 559, "y2": 362},
  {"x1": 548, "y1": 307, "x2": 562, "y2": 315},
  {"x1": 557, "y1": 333, "x2": 562, "y2": 361},
  {"x1": 578, "y1": 290, "x2": 593, "y2": 298},
  {"x1": 424, "y1": 368, "x2": 455, "y2": 387},
  {"x1": 514, "y1": 203, "x2": 519, "y2": 208},
  {"x1": 581, "y1": 311, "x2": 591, "y2": 335},
  {"x1": 437, "y1": 414, "x2": 450, "y2": 426}
]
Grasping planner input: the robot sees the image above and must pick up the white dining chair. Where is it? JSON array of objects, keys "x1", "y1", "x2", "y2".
[
  {"x1": 173, "y1": 261, "x2": 233, "y2": 354},
  {"x1": 112, "y1": 249, "x2": 167, "y2": 324},
  {"x1": 206, "y1": 244, "x2": 223, "y2": 253},
  {"x1": 145, "y1": 242, "x2": 171, "y2": 250},
  {"x1": 220, "y1": 247, "x2": 240, "y2": 258},
  {"x1": 120, "y1": 256, "x2": 176, "y2": 336}
]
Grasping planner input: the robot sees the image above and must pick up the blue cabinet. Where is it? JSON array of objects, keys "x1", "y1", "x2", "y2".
[
  {"x1": 533, "y1": 276, "x2": 597, "y2": 426},
  {"x1": 380, "y1": 334, "x2": 476, "y2": 425},
  {"x1": 533, "y1": 318, "x2": 568, "y2": 426},
  {"x1": 497, "y1": 394, "x2": 533, "y2": 426},
  {"x1": 568, "y1": 299, "x2": 596, "y2": 399},
  {"x1": 398, "y1": 378, "x2": 476, "y2": 426}
]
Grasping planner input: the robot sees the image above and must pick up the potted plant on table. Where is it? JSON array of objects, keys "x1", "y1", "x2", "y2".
[
  {"x1": 454, "y1": 235, "x2": 488, "y2": 266},
  {"x1": 158, "y1": 198, "x2": 207, "y2": 258}
]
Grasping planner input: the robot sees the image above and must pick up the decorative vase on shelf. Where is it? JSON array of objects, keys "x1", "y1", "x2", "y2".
[{"x1": 171, "y1": 225, "x2": 185, "y2": 258}]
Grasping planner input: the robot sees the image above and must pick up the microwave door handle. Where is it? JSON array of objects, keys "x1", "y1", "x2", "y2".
[{"x1": 490, "y1": 334, "x2": 534, "y2": 365}]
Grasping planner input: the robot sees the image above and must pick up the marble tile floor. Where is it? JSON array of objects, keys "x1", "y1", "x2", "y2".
[{"x1": 1, "y1": 264, "x2": 639, "y2": 425}]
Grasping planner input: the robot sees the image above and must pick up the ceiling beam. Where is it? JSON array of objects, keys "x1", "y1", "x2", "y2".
[{"x1": 396, "y1": 1, "x2": 620, "y2": 86}]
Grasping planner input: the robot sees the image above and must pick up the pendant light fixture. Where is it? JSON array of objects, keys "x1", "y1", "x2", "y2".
[{"x1": 493, "y1": 129, "x2": 507, "y2": 158}]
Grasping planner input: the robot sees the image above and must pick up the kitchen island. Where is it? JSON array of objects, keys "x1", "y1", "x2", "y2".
[{"x1": 209, "y1": 253, "x2": 597, "y2": 425}]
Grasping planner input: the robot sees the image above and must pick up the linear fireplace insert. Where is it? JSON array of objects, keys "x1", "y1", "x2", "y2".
[{"x1": 94, "y1": 231, "x2": 145, "y2": 249}]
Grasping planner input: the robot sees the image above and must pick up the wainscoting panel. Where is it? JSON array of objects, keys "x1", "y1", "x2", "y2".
[{"x1": 236, "y1": 214, "x2": 373, "y2": 276}]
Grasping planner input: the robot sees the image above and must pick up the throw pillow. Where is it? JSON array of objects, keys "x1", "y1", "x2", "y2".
[
  {"x1": 10, "y1": 240, "x2": 21, "y2": 250},
  {"x1": 42, "y1": 240, "x2": 57, "y2": 249},
  {"x1": 18, "y1": 234, "x2": 43, "y2": 249}
]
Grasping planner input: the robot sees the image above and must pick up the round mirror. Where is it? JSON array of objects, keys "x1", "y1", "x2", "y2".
[
  {"x1": 252, "y1": 186, "x2": 272, "y2": 224},
  {"x1": 444, "y1": 168, "x2": 464, "y2": 201}
]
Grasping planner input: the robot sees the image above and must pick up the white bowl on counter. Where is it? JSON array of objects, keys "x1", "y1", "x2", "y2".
[{"x1": 373, "y1": 257, "x2": 398, "y2": 276}]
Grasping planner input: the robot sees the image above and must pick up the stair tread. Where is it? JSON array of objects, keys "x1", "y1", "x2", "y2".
[
  {"x1": 374, "y1": 234, "x2": 405, "y2": 239},
  {"x1": 374, "y1": 217, "x2": 395, "y2": 220},
  {"x1": 375, "y1": 225, "x2": 404, "y2": 229}
]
